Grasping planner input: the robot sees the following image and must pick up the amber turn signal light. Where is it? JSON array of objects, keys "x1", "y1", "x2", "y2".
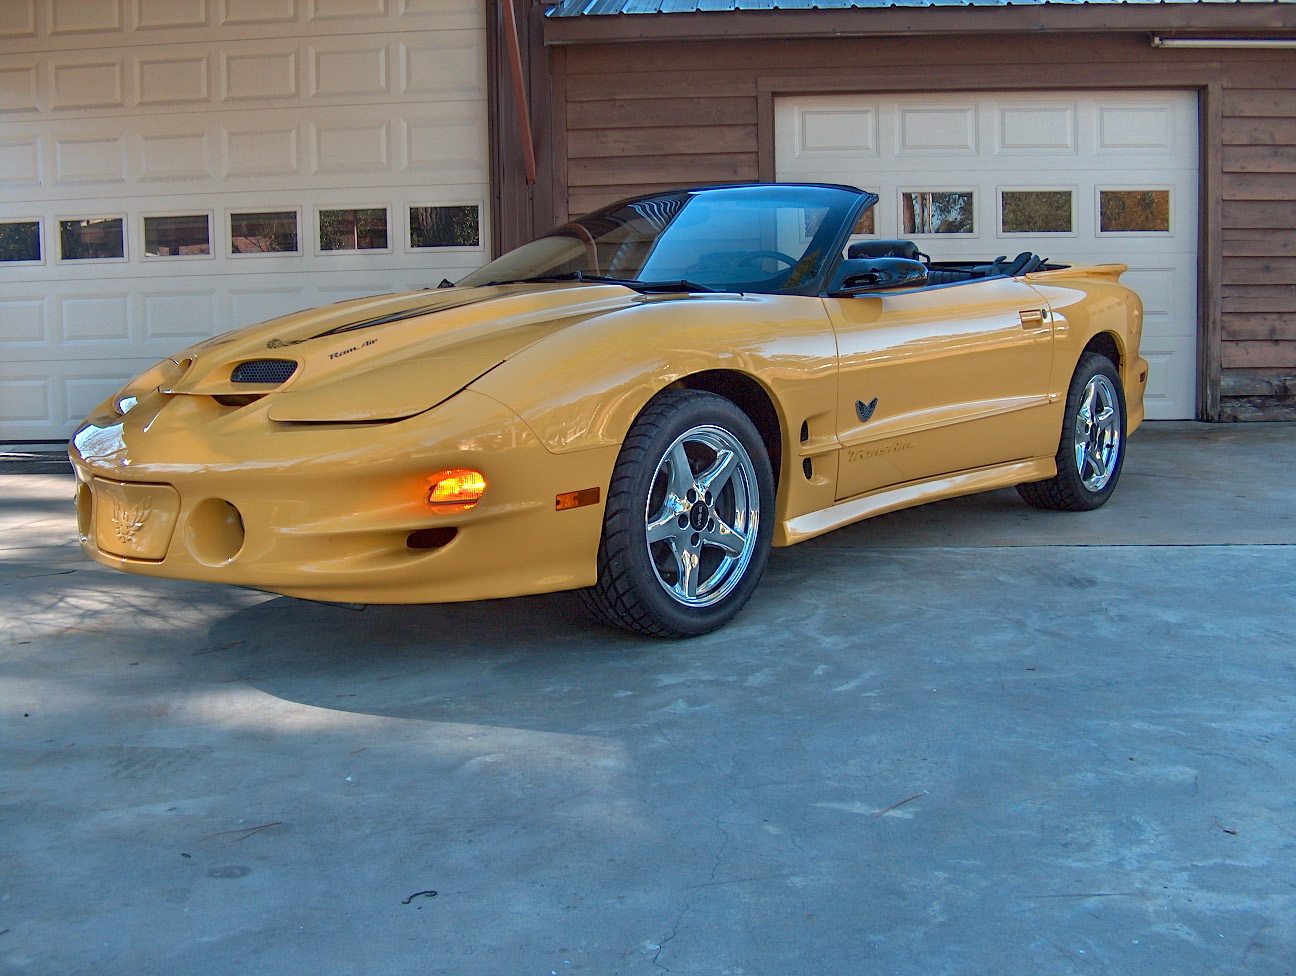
[
  {"x1": 427, "y1": 469, "x2": 486, "y2": 511},
  {"x1": 555, "y1": 487, "x2": 600, "y2": 511}
]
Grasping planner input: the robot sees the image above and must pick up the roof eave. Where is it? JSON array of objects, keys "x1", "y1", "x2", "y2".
[{"x1": 543, "y1": 3, "x2": 1296, "y2": 45}]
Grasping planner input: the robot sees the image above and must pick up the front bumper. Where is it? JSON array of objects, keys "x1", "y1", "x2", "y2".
[{"x1": 71, "y1": 390, "x2": 617, "y2": 604}]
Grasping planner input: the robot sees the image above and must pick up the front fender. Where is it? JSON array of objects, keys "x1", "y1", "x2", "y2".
[
  {"x1": 467, "y1": 293, "x2": 844, "y2": 543},
  {"x1": 469, "y1": 293, "x2": 839, "y2": 454}
]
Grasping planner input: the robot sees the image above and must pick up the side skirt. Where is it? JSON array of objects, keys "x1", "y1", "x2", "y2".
[{"x1": 777, "y1": 457, "x2": 1056, "y2": 546}]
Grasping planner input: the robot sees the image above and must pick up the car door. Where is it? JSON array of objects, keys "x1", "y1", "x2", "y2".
[{"x1": 825, "y1": 277, "x2": 1057, "y2": 502}]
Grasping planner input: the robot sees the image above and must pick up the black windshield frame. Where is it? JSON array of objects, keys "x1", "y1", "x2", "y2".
[{"x1": 457, "y1": 183, "x2": 878, "y2": 297}]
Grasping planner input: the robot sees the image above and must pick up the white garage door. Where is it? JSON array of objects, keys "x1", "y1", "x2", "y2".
[
  {"x1": 776, "y1": 91, "x2": 1199, "y2": 419},
  {"x1": 0, "y1": 0, "x2": 489, "y2": 441}
]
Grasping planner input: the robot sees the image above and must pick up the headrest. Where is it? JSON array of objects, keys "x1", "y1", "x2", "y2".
[{"x1": 848, "y1": 240, "x2": 923, "y2": 260}]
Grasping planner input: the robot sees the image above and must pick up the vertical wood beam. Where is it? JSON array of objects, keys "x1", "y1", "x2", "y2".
[
  {"x1": 1200, "y1": 81, "x2": 1225, "y2": 421},
  {"x1": 487, "y1": 0, "x2": 556, "y2": 257}
]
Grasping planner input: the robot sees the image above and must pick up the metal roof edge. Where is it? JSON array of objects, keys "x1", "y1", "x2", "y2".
[
  {"x1": 543, "y1": 1, "x2": 1296, "y2": 44},
  {"x1": 548, "y1": 0, "x2": 1296, "y2": 12}
]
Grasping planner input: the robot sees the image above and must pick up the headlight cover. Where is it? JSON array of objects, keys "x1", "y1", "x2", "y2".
[{"x1": 111, "y1": 358, "x2": 188, "y2": 416}]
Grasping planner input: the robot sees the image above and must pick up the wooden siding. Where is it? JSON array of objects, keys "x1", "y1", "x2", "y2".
[
  {"x1": 557, "y1": 33, "x2": 1296, "y2": 420},
  {"x1": 1221, "y1": 79, "x2": 1296, "y2": 419}
]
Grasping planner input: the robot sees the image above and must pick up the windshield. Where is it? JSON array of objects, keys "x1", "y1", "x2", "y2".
[{"x1": 456, "y1": 184, "x2": 867, "y2": 295}]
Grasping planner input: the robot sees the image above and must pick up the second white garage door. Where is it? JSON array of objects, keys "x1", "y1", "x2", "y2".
[
  {"x1": 0, "y1": 1, "x2": 489, "y2": 442},
  {"x1": 775, "y1": 91, "x2": 1199, "y2": 420}
]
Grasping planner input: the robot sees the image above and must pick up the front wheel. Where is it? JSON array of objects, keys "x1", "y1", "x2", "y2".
[
  {"x1": 580, "y1": 390, "x2": 775, "y2": 638},
  {"x1": 1017, "y1": 352, "x2": 1126, "y2": 511}
]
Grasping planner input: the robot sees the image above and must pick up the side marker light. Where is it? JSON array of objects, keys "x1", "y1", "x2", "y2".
[{"x1": 556, "y1": 487, "x2": 600, "y2": 511}]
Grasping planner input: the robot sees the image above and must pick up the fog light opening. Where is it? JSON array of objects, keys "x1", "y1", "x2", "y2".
[
  {"x1": 75, "y1": 481, "x2": 93, "y2": 542},
  {"x1": 185, "y1": 498, "x2": 245, "y2": 565},
  {"x1": 406, "y1": 526, "x2": 459, "y2": 551}
]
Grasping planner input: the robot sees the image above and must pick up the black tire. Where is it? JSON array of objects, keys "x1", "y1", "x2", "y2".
[
  {"x1": 1017, "y1": 351, "x2": 1127, "y2": 512},
  {"x1": 579, "y1": 389, "x2": 775, "y2": 638}
]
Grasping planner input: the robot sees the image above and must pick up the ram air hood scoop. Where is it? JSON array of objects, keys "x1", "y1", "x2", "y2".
[{"x1": 165, "y1": 283, "x2": 638, "y2": 422}]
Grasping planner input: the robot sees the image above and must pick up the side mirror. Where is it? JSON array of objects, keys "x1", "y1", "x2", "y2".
[{"x1": 827, "y1": 257, "x2": 928, "y2": 296}]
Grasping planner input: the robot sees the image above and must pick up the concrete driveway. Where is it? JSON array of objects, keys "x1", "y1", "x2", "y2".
[{"x1": 3, "y1": 422, "x2": 1295, "y2": 976}]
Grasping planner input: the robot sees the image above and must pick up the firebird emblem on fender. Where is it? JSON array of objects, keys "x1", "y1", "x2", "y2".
[
  {"x1": 111, "y1": 496, "x2": 152, "y2": 543},
  {"x1": 856, "y1": 397, "x2": 879, "y2": 423}
]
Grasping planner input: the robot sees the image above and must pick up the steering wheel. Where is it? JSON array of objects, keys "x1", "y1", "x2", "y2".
[{"x1": 736, "y1": 250, "x2": 798, "y2": 269}]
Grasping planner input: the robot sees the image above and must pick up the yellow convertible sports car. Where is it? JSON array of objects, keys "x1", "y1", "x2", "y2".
[{"x1": 71, "y1": 183, "x2": 1145, "y2": 637}]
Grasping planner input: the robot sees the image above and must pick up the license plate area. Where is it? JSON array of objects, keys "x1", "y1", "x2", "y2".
[{"x1": 92, "y1": 478, "x2": 181, "y2": 561}]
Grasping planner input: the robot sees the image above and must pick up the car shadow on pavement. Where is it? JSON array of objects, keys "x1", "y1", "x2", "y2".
[
  {"x1": 199, "y1": 586, "x2": 676, "y2": 729},
  {"x1": 193, "y1": 551, "x2": 828, "y2": 736}
]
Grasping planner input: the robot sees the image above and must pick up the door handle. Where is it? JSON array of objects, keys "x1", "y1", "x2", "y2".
[{"x1": 1019, "y1": 308, "x2": 1049, "y2": 328}]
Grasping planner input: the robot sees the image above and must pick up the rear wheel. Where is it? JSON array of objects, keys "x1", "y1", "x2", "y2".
[
  {"x1": 1017, "y1": 352, "x2": 1126, "y2": 511},
  {"x1": 580, "y1": 389, "x2": 774, "y2": 638}
]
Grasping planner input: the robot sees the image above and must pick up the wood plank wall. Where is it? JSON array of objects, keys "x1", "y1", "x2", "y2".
[
  {"x1": 1221, "y1": 74, "x2": 1296, "y2": 419},
  {"x1": 558, "y1": 33, "x2": 1296, "y2": 420}
]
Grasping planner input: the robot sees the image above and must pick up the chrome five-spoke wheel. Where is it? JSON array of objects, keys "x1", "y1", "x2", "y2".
[
  {"x1": 1017, "y1": 351, "x2": 1127, "y2": 512},
  {"x1": 1074, "y1": 372, "x2": 1122, "y2": 492},
  {"x1": 581, "y1": 389, "x2": 775, "y2": 638},
  {"x1": 645, "y1": 424, "x2": 761, "y2": 608}
]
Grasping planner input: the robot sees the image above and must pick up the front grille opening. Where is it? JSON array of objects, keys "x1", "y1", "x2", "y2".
[
  {"x1": 231, "y1": 359, "x2": 297, "y2": 384},
  {"x1": 406, "y1": 526, "x2": 458, "y2": 551}
]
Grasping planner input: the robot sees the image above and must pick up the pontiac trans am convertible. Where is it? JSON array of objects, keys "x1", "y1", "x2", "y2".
[{"x1": 71, "y1": 183, "x2": 1146, "y2": 637}]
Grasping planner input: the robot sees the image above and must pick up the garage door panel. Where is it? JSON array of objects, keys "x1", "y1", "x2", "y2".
[
  {"x1": 51, "y1": 2, "x2": 123, "y2": 35},
  {"x1": 309, "y1": 42, "x2": 389, "y2": 98},
  {"x1": 896, "y1": 106, "x2": 978, "y2": 154},
  {"x1": 312, "y1": 120, "x2": 390, "y2": 175},
  {"x1": 777, "y1": 90, "x2": 1199, "y2": 419},
  {"x1": 51, "y1": 58, "x2": 126, "y2": 111},
  {"x1": 401, "y1": 35, "x2": 487, "y2": 101},
  {"x1": 223, "y1": 123, "x2": 302, "y2": 179},
  {"x1": 137, "y1": 54, "x2": 211, "y2": 107},
  {"x1": 997, "y1": 104, "x2": 1078, "y2": 153},
  {"x1": 0, "y1": 5, "x2": 36, "y2": 39},
  {"x1": 55, "y1": 135, "x2": 128, "y2": 185},
  {"x1": 0, "y1": 63, "x2": 39, "y2": 113},
  {"x1": 59, "y1": 294, "x2": 132, "y2": 344},
  {"x1": 140, "y1": 131, "x2": 214, "y2": 182},
  {"x1": 0, "y1": 297, "x2": 46, "y2": 343},
  {"x1": 1140, "y1": 336, "x2": 1198, "y2": 418},
  {"x1": 1119, "y1": 267, "x2": 1182, "y2": 325},
  {"x1": 0, "y1": 377, "x2": 50, "y2": 426},
  {"x1": 143, "y1": 291, "x2": 218, "y2": 341},
  {"x1": 1095, "y1": 104, "x2": 1178, "y2": 152},
  {"x1": 798, "y1": 106, "x2": 879, "y2": 155}
]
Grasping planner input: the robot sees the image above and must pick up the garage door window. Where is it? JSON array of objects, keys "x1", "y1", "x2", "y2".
[
  {"x1": 144, "y1": 215, "x2": 211, "y2": 258},
  {"x1": 59, "y1": 218, "x2": 126, "y2": 261},
  {"x1": 410, "y1": 205, "x2": 480, "y2": 249},
  {"x1": 852, "y1": 200, "x2": 877, "y2": 237},
  {"x1": 901, "y1": 191, "x2": 974, "y2": 235},
  {"x1": 1000, "y1": 190, "x2": 1073, "y2": 235},
  {"x1": 0, "y1": 221, "x2": 41, "y2": 263},
  {"x1": 320, "y1": 208, "x2": 389, "y2": 252},
  {"x1": 1099, "y1": 190, "x2": 1171, "y2": 233},
  {"x1": 231, "y1": 211, "x2": 299, "y2": 254}
]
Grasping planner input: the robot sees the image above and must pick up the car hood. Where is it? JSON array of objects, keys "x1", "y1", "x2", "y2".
[{"x1": 164, "y1": 283, "x2": 640, "y2": 423}]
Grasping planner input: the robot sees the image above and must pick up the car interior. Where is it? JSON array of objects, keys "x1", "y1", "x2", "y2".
[{"x1": 825, "y1": 239, "x2": 1066, "y2": 296}]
